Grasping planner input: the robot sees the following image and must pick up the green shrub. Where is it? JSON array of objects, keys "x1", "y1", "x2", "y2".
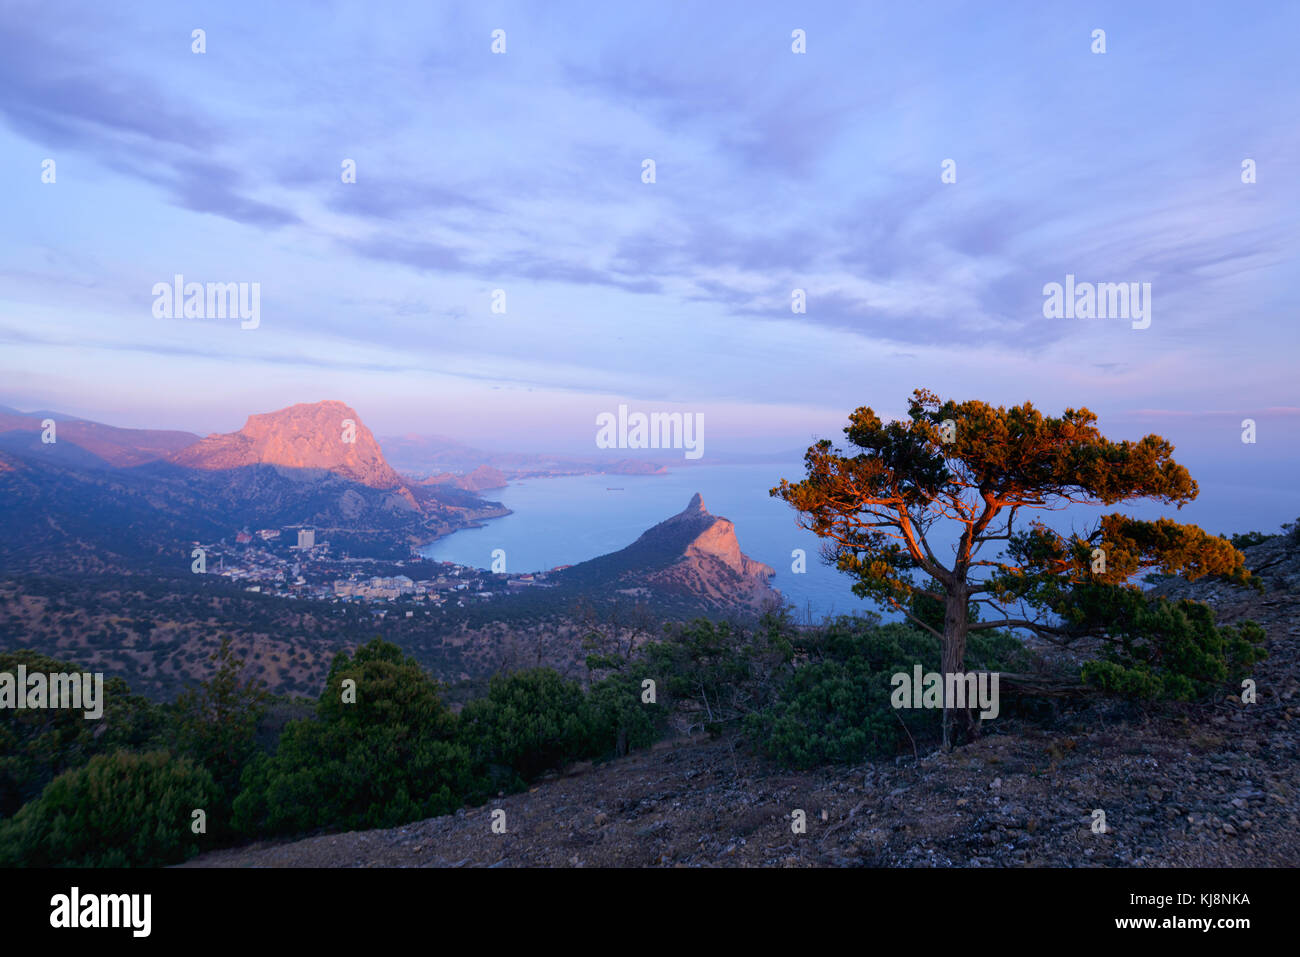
[
  {"x1": 1229, "y1": 530, "x2": 1273, "y2": 550},
  {"x1": 0, "y1": 650, "x2": 165, "y2": 820},
  {"x1": 171, "y1": 637, "x2": 270, "y2": 840},
  {"x1": 585, "y1": 668, "x2": 665, "y2": 759},
  {"x1": 746, "y1": 620, "x2": 1031, "y2": 769},
  {"x1": 458, "y1": 668, "x2": 595, "y2": 793},
  {"x1": 0, "y1": 750, "x2": 215, "y2": 867},
  {"x1": 640, "y1": 616, "x2": 791, "y2": 736},
  {"x1": 1080, "y1": 596, "x2": 1267, "y2": 701},
  {"x1": 232, "y1": 638, "x2": 472, "y2": 837}
]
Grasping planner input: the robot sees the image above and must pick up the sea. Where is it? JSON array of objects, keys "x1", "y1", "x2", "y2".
[{"x1": 418, "y1": 461, "x2": 1297, "y2": 623}]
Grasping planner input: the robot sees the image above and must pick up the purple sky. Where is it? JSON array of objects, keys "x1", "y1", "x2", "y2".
[{"x1": 0, "y1": 1, "x2": 1296, "y2": 471}]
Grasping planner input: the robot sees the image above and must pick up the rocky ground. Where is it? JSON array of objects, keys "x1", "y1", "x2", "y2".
[{"x1": 184, "y1": 531, "x2": 1300, "y2": 868}]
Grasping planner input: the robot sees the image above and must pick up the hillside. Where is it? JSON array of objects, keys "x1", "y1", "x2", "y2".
[
  {"x1": 553, "y1": 493, "x2": 778, "y2": 615},
  {"x1": 0, "y1": 401, "x2": 510, "y2": 572},
  {"x1": 185, "y1": 529, "x2": 1300, "y2": 868},
  {"x1": 420, "y1": 465, "x2": 509, "y2": 492},
  {"x1": 0, "y1": 479, "x2": 778, "y2": 702},
  {"x1": 0, "y1": 406, "x2": 200, "y2": 468}
]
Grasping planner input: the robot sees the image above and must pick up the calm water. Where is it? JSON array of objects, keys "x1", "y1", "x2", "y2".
[{"x1": 419, "y1": 462, "x2": 1297, "y2": 622}]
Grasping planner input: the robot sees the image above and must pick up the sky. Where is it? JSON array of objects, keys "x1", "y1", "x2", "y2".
[{"x1": 0, "y1": 1, "x2": 1297, "y2": 476}]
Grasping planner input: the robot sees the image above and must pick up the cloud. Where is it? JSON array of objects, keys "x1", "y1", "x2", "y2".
[
  {"x1": 0, "y1": 6, "x2": 299, "y2": 228},
  {"x1": 1, "y1": 0, "x2": 1296, "y2": 434},
  {"x1": 326, "y1": 179, "x2": 496, "y2": 220},
  {"x1": 353, "y1": 236, "x2": 471, "y2": 274}
]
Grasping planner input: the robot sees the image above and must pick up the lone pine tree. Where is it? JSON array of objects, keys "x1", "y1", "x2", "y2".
[{"x1": 773, "y1": 389, "x2": 1255, "y2": 748}]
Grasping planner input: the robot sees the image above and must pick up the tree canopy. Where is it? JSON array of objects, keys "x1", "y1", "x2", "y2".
[{"x1": 773, "y1": 389, "x2": 1261, "y2": 745}]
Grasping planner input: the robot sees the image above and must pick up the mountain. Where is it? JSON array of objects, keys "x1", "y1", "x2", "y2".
[
  {"x1": 170, "y1": 400, "x2": 405, "y2": 490},
  {"x1": 0, "y1": 406, "x2": 200, "y2": 467},
  {"x1": 159, "y1": 401, "x2": 520, "y2": 549},
  {"x1": 420, "y1": 464, "x2": 509, "y2": 492},
  {"x1": 553, "y1": 493, "x2": 778, "y2": 615},
  {"x1": 150, "y1": 401, "x2": 519, "y2": 554},
  {"x1": 379, "y1": 432, "x2": 669, "y2": 479},
  {"x1": 0, "y1": 449, "x2": 232, "y2": 574},
  {"x1": 0, "y1": 401, "x2": 510, "y2": 570}
]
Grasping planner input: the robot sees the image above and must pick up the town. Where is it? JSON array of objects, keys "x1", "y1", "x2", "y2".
[{"x1": 193, "y1": 526, "x2": 565, "y2": 615}]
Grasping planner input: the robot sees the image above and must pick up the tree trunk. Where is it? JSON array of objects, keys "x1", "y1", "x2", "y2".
[{"x1": 940, "y1": 585, "x2": 972, "y2": 750}]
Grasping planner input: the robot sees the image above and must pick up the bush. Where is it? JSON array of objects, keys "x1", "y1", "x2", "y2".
[
  {"x1": 1080, "y1": 596, "x2": 1267, "y2": 701},
  {"x1": 171, "y1": 637, "x2": 270, "y2": 840},
  {"x1": 0, "y1": 750, "x2": 215, "y2": 867},
  {"x1": 0, "y1": 650, "x2": 165, "y2": 820},
  {"x1": 1229, "y1": 530, "x2": 1274, "y2": 550},
  {"x1": 586, "y1": 668, "x2": 665, "y2": 759},
  {"x1": 232, "y1": 639, "x2": 472, "y2": 837},
  {"x1": 640, "y1": 616, "x2": 791, "y2": 736},
  {"x1": 458, "y1": 668, "x2": 595, "y2": 793},
  {"x1": 746, "y1": 619, "x2": 1032, "y2": 768}
]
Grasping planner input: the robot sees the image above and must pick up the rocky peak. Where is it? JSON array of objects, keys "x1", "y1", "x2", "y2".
[
  {"x1": 169, "y1": 400, "x2": 404, "y2": 490},
  {"x1": 566, "y1": 493, "x2": 778, "y2": 613},
  {"x1": 647, "y1": 492, "x2": 715, "y2": 537}
]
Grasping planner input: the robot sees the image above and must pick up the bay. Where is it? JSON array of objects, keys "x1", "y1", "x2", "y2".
[
  {"x1": 419, "y1": 463, "x2": 874, "y2": 621},
  {"x1": 419, "y1": 461, "x2": 1297, "y2": 623}
]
